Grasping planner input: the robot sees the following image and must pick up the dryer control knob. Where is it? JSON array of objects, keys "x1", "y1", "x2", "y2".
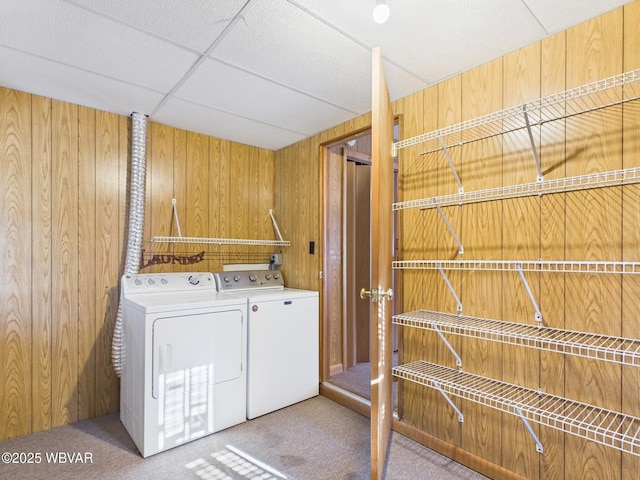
[
  {"x1": 274, "y1": 273, "x2": 280, "y2": 279},
  {"x1": 188, "y1": 275, "x2": 200, "y2": 285},
  {"x1": 249, "y1": 275, "x2": 257, "y2": 282},
  {"x1": 234, "y1": 275, "x2": 240, "y2": 282}
]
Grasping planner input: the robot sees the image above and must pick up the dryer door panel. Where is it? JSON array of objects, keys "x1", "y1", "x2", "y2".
[{"x1": 152, "y1": 308, "x2": 243, "y2": 399}]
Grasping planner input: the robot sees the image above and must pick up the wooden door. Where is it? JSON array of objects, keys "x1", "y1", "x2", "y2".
[{"x1": 369, "y1": 47, "x2": 395, "y2": 480}]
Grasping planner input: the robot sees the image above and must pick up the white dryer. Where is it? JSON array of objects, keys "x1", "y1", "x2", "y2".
[
  {"x1": 215, "y1": 270, "x2": 319, "y2": 419},
  {"x1": 120, "y1": 272, "x2": 247, "y2": 457}
]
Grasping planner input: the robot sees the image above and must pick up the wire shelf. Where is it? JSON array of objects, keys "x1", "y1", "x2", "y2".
[
  {"x1": 393, "y1": 68, "x2": 640, "y2": 155},
  {"x1": 393, "y1": 167, "x2": 640, "y2": 211},
  {"x1": 393, "y1": 360, "x2": 640, "y2": 457},
  {"x1": 393, "y1": 259, "x2": 640, "y2": 274},
  {"x1": 148, "y1": 236, "x2": 290, "y2": 246},
  {"x1": 394, "y1": 310, "x2": 640, "y2": 367}
]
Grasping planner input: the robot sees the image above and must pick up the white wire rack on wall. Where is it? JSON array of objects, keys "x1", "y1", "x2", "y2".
[
  {"x1": 393, "y1": 166, "x2": 640, "y2": 211},
  {"x1": 392, "y1": 259, "x2": 640, "y2": 274},
  {"x1": 393, "y1": 68, "x2": 640, "y2": 158},
  {"x1": 392, "y1": 67, "x2": 640, "y2": 462},
  {"x1": 393, "y1": 361, "x2": 640, "y2": 457},
  {"x1": 148, "y1": 199, "x2": 290, "y2": 247},
  {"x1": 393, "y1": 310, "x2": 640, "y2": 367}
]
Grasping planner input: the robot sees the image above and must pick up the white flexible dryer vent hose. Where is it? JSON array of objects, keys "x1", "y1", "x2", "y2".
[{"x1": 112, "y1": 112, "x2": 147, "y2": 377}]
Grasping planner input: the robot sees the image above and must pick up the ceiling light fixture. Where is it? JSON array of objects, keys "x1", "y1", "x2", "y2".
[{"x1": 373, "y1": 0, "x2": 390, "y2": 24}]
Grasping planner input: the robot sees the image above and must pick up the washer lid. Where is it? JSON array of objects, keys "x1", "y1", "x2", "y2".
[{"x1": 123, "y1": 290, "x2": 247, "y2": 313}]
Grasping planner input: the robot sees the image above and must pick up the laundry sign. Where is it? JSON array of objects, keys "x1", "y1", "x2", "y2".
[{"x1": 140, "y1": 251, "x2": 205, "y2": 270}]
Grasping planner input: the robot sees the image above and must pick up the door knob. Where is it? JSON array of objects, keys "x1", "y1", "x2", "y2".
[
  {"x1": 360, "y1": 287, "x2": 376, "y2": 300},
  {"x1": 360, "y1": 287, "x2": 393, "y2": 302}
]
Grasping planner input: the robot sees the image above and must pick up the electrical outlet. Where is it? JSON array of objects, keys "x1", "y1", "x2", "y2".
[{"x1": 270, "y1": 253, "x2": 282, "y2": 265}]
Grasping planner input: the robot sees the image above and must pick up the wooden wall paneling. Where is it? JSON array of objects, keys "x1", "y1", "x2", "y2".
[
  {"x1": 418, "y1": 85, "x2": 442, "y2": 437},
  {"x1": 397, "y1": 91, "x2": 428, "y2": 432},
  {"x1": 288, "y1": 143, "x2": 303, "y2": 285},
  {"x1": 247, "y1": 146, "x2": 260, "y2": 245},
  {"x1": 230, "y1": 144, "x2": 249, "y2": 241},
  {"x1": 538, "y1": 30, "x2": 567, "y2": 480},
  {"x1": 501, "y1": 43, "x2": 542, "y2": 479},
  {"x1": 0, "y1": 88, "x2": 32, "y2": 439},
  {"x1": 345, "y1": 161, "x2": 357, "y2": 368},
  {"x1": 171, "y1": 128, "x2": 188, "y2": 272},
  {"x1": 94, "y1": 111, "x2": 122, "y2": 415},
  {"x1": 77, "y1": 106, "x2": 96, "y2": 421},
  {"x1": 258, "y1": 148, "x2": 274, "y2": 245},
  {"x1": 217, "y1": 139, "x2": 230, "y2": 243},
  {"x1": 564, "y1": 10, "x2": 624, "y2": 479},
  {"x1": 435, "y1": 75, "x2": 463, "y2": 446},
  {"x1": 459, "y1": 59, "x2": 503, "y2": 465},
  {"x1": 146, "y1": 122, "x2": 174, "y2": 273},
  {"x1": 622, "y1": 1, "x2": 640, "y2": 477},
  {"x1": 30, "y1": 94, "x2": 52, "y2": 434},
  {"x1": 276, "y1": 145, "x2": 290, "y2": 280},
  {"x1": 326, "y1": 148, "x2": 344, "y2": 372},
  {"x1": 51, "y1": 99, "x2": 79, "y2": 427},
  {"x1": 355, "y1": 163, "x2": 371, "y2": 363},
  {"x1": 186, "y1": 131, "x2": 209, "y2": 271},
  {"x1": 114, "y1": 113, "x2": 128, "y2": 409},
  {"x1": 208, "y1": 137, "x2": 221, "y2": 273},
  {"x1": 298, "y1": 138, "x2": 314, "y2": 287},
  {"x1": 309, "y1": 141, "x2": 321, "y2": 292}
]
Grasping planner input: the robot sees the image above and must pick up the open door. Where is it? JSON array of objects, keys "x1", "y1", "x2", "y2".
[{"x1": 367, "y1": 47, "x2": 395, "y2": 480}]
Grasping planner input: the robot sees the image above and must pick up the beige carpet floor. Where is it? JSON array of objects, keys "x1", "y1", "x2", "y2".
[{"x1": 0, "y1": 395, "x2": 487, "y2": 480}]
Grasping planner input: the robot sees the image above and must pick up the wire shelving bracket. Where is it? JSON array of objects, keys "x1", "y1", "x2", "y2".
[
  {"x1": 434, "y1": 381, "x2": 464, "y2": 422},
  {"x1": 436, "y1": 205, "x2": 463, "y2": 255},
  {"x1": 437, "y1": 263, "x2": 463, "y2": 313},
  {"x1": 433, "y1": 324, "x2": 462, "y2": 368},
  {"x1": 437, "y1": 134, "x2": 464, "y2": 193},
  {"x1": 515, "y1": 263, "x2": 542, "y2": 324},
  {"x1": 515, "y1": 406, "x2": 544, "y2": 453},
  {"x1": 522, "y1": 105, "x2": 543, "y2": 183}
]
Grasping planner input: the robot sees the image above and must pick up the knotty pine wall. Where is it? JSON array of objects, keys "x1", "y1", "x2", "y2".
[{"x1": 0, "y1": 91, "x2": 275, "y2": 441}]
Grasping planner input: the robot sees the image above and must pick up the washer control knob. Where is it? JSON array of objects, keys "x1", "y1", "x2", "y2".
[
  {"x1": 148, "y1": 278, "x2": 156, "y2": 286},
  {"x1": 249, "y1": 275, "x2": 257, "y2": 282},
  {"x1": 234, "y1": 275, "x2": 240, "y2": 282},
  {"x1": 134, "y1": 278, "x2": 143, "y2": 286},
  {"x1": 274, "y1": 273, "x2": 280, "y2": 279},
  {"x1": 265, "y1": 274, "x2": 272, "y2": 280},
  {"x1": 223, "y1": 276, "x2": 231, "y2": 282},
  {"x1": 188, "y1": 275, "x2": 200, "y2": 285}
]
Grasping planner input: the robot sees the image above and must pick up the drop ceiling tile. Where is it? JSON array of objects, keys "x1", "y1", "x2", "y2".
[
  {"x1": 523, "y1": 0, "x2": 631, "y2": 33},
  {"x1": 293, "y1": 0, "x2": 547, "y2": 85},
  {"x1": 0, "y1": 0, "x2": 198, "y2": 92},
  {"x1": 210, "y1": 0, "x2": 372, "y2": 112},
  {"x1": 67, "y1": 0, "x2": 247, "y2": 53},
  {"x1": 0, "y1": 46, "x2": 165, "y2": 116},
  {"x1": 175, "y1": 58, "x2": 358, "y2": 134},
  {"x1": 152, "y1": 97, "x2": 308, "y2": 150}
]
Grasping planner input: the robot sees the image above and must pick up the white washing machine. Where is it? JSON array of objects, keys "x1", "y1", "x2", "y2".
[
  {"x1": 120, "y1": 272, "x2": 247, "y2": 457},
  {"x1": 215, "y1": 270, "x2": 319, "y2": 419}
]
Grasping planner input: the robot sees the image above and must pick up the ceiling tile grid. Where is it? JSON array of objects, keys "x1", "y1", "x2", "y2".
[{"x1": 0, "y1": 0, "x2": 632, "y2": 150}]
